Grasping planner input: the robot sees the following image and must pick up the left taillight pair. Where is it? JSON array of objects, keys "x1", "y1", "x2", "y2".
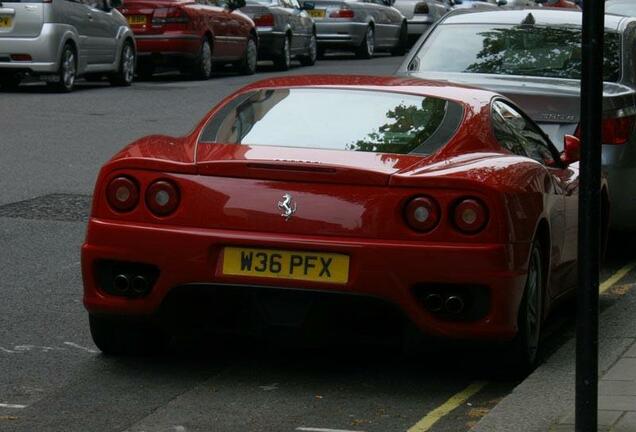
[
  {"x1": 404, "y1": 196, "x2": 488, "y2": 234},
  {"x1": 106, "y1": 176, "x2": 180, "y2": 216}
]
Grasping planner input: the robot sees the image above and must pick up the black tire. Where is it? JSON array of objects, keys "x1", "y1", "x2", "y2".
[
  {"x1": 48, "y1": 43, "x2": 76, "y2": 92},
  {"x1": 239, "y1": 37, "x2": 258, "y2": 75},
  {"x1": 355, "y1": 25, "x2": 375, "y2": 59},
  {"x1": 109, "y1": 41, "x2": 136, "y2": 86},
  {"x1": 508, "y1": 240, "x2": 545, "y2": 372},
  {"x1": 299, "y1": 33, "x2": 318, "y2": 66},
  {"x1": 136, "y1": 61, "x2": 155, "y2": 80},
  {"x1": 0, "y1": 72, "x2": 21, "y2": 90},
  {"x1": 390, "y1": 22, "x2": 408, "y2": 56},
  {"x1": 192, "y1": 37, "x2": 213, "y2": 80},
  {"x1": 273, "y1": 35, "x2": 292, "y2": 70},
  {"x1": 89, "y1": 314, "x2": 167, "y2": 356}
]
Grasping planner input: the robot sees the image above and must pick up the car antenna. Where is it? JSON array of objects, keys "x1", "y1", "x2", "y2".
[{"x1": 521, "y1": 12, "x2": 536, "y2": 26}]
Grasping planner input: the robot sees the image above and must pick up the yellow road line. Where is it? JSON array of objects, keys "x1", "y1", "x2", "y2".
[
  {"x1": 407, "y1": 381, "x2": 487, "y2": 432},
  {"x1": 600, "y1": 261, "x2": 636, "y2": 293},
  {"x1": 407, "y1": 260, "x2": 636, "y2": 432}
]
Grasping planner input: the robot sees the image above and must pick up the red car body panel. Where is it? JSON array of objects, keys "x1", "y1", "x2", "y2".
[
  {"x1": 119, "y1": 0, "x2": 255, "y2": 61},
  {"x1": 82, "y1": 75, "x2": 587, "y2": 342}
]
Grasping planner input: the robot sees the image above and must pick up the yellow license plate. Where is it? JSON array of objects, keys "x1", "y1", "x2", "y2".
[
  {"x1": 222, "y1": 247, "x2": 349, "y2": 284},
  {"x1": 127, "y1": 15, "x2": 146, "y2": 25},
  {"x1": 308, "y1": 9, "x2": 326, "y2": 19},
  {"x1": 0, "y1": 16, "x2": 12, "y2": 28}
]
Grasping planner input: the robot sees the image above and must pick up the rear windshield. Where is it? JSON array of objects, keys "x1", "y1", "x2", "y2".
[
  {"x1": 413, "y1": 23, "x2": 621, "y2": 81},
  {"x1": 199, "y1": 88, "x2": 463, "y2": 155}
]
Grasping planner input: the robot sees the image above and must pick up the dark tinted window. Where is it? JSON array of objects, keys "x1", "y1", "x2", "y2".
[
  {"x1": 492, "y1": 100, "x2": 558, "y2": 165},
  {"x1": 200, "y1": 88, "x2": 463, "y2": 155},
  {"x1": 414, "y1": 23, "x2": 621, "y2": 81}
]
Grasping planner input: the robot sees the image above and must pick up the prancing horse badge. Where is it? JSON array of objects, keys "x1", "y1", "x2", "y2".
[{"x1": 277, "y1": 193, "x2": 297, "y2": 221}]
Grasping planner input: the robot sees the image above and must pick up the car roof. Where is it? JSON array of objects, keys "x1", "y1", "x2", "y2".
[
  {"x1": 238, "y1": 75, "x2": 498, "y2": 106},
  {"x1": 441, "y1": 8, "x2": 628, "y2": 31}
]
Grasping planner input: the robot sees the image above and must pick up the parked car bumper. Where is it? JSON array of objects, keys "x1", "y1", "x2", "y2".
[
  {"x1": 135, "y1": 33, "x2": 201, "y2": 57},
  {"x1": 314, "y1": 21, "x2": 367, "y2": 48},
  {"x1": 0, "y1": 23, "x2": 65, "y2": 73},
  {"x1": 82, "y1": 218, "x2": 529, "y2": 342},
  {"x1": 407, "y1": 18, "x2": 432, "y2": 36},
  {"x1": 255, "y1": 30, "x2": 286, "y2": 59}
]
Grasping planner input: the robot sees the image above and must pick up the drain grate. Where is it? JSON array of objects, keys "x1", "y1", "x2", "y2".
[{"x1": 0, "y1": 194, "x2": 92, "y2": 222}]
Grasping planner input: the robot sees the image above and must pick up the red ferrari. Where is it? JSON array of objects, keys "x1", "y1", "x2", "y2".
[
  {"x1": 119, "y1": 0, "x2": 257, "y2": 79},
  {"x1": 82, "y1": 75, "x2": 605, "y2": 367}
]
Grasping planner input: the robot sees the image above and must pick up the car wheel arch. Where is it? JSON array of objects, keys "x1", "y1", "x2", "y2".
[{"x1": 530, "y1": 218, "x2": 551, "y2": 321}]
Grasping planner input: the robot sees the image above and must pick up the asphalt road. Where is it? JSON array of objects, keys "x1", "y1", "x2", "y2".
[{"x1": 1, "y1": 53, "x2": 635, "y2": 432}]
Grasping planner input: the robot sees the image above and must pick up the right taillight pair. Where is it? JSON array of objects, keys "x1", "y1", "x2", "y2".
[
  {"x1": 404, "y1": 196, "x2": 488, "y2": 234},
  {"x1": 574, "y1": 115, "x2": 636, "y2": 145},
  {"x1": 106, "y1": 176, "x2": 180, "y2": 216}
]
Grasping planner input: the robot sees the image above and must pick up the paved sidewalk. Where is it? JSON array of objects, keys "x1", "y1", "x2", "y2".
[{"x1": 470, "y1": 277, "x2": 636, "y2": 432}]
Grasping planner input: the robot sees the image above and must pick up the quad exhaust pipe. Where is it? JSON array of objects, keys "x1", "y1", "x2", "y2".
[
  {"x1": 445, "y1": 295, "x2": 465, "y2": 314},
  {"x1": 422, "y1": 293, "x2": 465, "y2": 315},
  {"x1": 423, "y1": 293, "x2": 443, "y2": 312},
  {"x1": 131, "y1": 275, "x2": 149, "y2": 295},
  {"x1": 112, "y1": 274, "x2": 150, "y2": 296},
  {"x1": 113, "y1": 274, "x2": 130, "y2": 293}
]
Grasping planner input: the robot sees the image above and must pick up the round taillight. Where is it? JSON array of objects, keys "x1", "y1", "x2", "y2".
[
  {"x1": 106, "y1": 176, "x2": 139, "y2": 212},
  {"x1": 404, "y1": 196, "x2": 440, "y2": 232},
  {"x1": 453, "y1": 198, "x2": 488, "y2": 233},
  {"x1": 145, "y1": 180, "x2": 180, "y2": 216}
]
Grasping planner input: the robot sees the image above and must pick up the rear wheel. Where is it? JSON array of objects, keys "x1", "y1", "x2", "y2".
[
  {"x1": 299, "y1": 33, "x2": 317, "y2": 66},
  {"x1": 192, "y1": 37, "x2": 213, "y2": 80},
  {"x1": 109, "y1": 41, "x2": 136, "y2": 86},
  {"x1": 89, "y1": 314, "x2": 167, "y2": 356},
  {"x1": 48, "y1": 43, "x2": 76, "y2": 92},
  {"x1": 390, "y1": 22, "x2": 408, "y2": 56},
  {"x1": 273, "y1": 35, "x2": 292, "y2": 70},
  {"x1": 508, "y1": 240, "x2": 544, "y2": 372},
  {"x1": 239, "y1": 37, "x2": 258, "y2": 75},
  {"x1": 355, "y1": 26, "x2": 375, "y2": 59},
  {"x1": 0, "y1": 72, "x2": 21, "y2": 90}
]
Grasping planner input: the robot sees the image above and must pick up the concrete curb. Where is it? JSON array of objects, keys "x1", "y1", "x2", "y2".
[{"x1": 470, "y1": 287, "x2": 636, "y2": 432}]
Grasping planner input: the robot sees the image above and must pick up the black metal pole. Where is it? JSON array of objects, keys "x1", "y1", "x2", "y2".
[{"x1": 575, "y1": 0, "x2": 604, "y2": 431}]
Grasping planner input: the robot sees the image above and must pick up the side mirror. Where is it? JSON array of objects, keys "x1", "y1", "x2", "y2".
[
  {"x1": 227, "y1": 0, "x2": 246, "y2": 10},
  {"x1": 301, "y1": 1, "x2": 315, "y2": 9},
  {"x1": 561, "y1": 134, "x2": 580, "y2": 165}
]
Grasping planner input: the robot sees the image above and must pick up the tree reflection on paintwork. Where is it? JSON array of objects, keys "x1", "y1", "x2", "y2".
[
  {"x1": 464, "y1": 26, "x2": 620, "y2": 81},
  {"x1": 347, "y1": 98, "x2": 447, "y2": 154}
]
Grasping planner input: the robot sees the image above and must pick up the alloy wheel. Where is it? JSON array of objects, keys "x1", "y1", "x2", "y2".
[
  {"x1": 201, "y1": 40, "x2": 212, "y2": 78},
  {"x1": 62, "y1": 49, "x2": 76, "y2": 89},
  {"x1": 365, "y1": 27, "x2": 375, "y2": 57},
  {"x1": 524, "y1": 247, "x2": 542, "y2": 360},
  {"x1": 308, "y1": 34, "x2": 317, "y2": 63},
  {"x1": 122, "y1": 44, "x2": 135, "y2": 84}
]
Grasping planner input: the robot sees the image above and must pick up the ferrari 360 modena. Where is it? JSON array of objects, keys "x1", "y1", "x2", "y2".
[{"x1": 82, "y1": 75, "x2": 606, "y2": 368}]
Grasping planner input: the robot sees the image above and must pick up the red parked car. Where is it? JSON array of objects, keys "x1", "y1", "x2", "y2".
[
  {"x1": 82, "y1": 75, "x2": 605, "y2": 368},
  {"x1": 538, "y1": 0, "x2": 579, "y2": 9},
  {"x1": 119, "y1": 0, "x2": 258, "y2": 79}
]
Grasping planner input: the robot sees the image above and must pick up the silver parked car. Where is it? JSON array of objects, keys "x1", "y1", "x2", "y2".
[
  {"x1": 398, "y1": 9, "x2": 636, "y2": 230},
  {"x1": 0, "y1": 0, "x2": 136, "y2": 91},
  {"x1": 304, "y1": 0, "x2": 407, "y2": 58}
]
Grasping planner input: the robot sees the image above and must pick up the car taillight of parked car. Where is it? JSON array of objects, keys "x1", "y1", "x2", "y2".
[
  {"x1": 106, "y1": 177, "x2": 140, "y2": 213},
  {"x1": 253, "y1": 13, "x2": 275, "y2": 28},
  {"x1": 329, "y1": 8, "x2": 354, "y2": 18},
  {"x1": 453, "y1": 198, "x2": 488, "y2": 234},
  {"x1": 145, "y1": 180, "x2": 180, "y2": 216},
  {"x1": 575, "y1": 114, "x2": 636, "y2": 145},
  {"x1": 152, "y1": 7, "x2": 189, "y2": 26},
  {"x1": 404, "y1": 196, "x2": 440, "y2": 232},
  {"x1": 413, "y1": 2, "x2": 429, "y2": 14}
]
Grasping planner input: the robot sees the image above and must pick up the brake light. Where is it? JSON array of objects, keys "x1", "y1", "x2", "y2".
[
  {"x1": 329, "y1": 8, "x2": 354, "y2": 18},
  {"x1": 404, "y1": 196, "x2": 440, "y2": 232},
  {"x1": 414, "y1": 2, "x2": 429, "y2": 14},
  {"x1": 453, "y1": 198, "x2": 488, "y2": 234},
  {"x1": 106, "y1": 176, "x2": 139, "y2": 213},
  {"x1": 152, "y1": 7, "x2": 189, "y2": 25},
  {"x1": 146, "y1": 180, "x2": 180, "y2": 216},
  {"x1": 10, "y1": 54, "x2": 32, "y2": 61},
  {"x1": 253, "y1": 13, "x2": 274, "y2": 27},
  {"x1": 574, "y1": 115, "x2": 635, "y2": 145}
]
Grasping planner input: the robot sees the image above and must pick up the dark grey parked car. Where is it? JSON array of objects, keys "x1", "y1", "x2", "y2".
[
  {"x1": 304, "y1": 0, "x2": 407, "y2": 58},
  {"x1": 241, "y1": 0, "x2": 317, "y2": 69},
  {"x1": 397, "y1": 8, "x2": 636, "y2": 231}
]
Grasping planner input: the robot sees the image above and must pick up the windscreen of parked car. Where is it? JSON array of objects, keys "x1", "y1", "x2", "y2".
[
  {"x1": 412, "y1": 23, "x2": 621, "y2": 81},
  {"x1": 199, "y1": 88, "x2": 464, "y2": 155},
  {"x1": 606, "y1": 0, "x2": 636, "y2": 16}
]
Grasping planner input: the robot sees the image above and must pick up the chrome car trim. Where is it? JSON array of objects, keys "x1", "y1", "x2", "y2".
[
  {"x1": 135, "y1": 34, "x2": 200, "y2": 40},
  {"x1": 277, "y1": 193, "x2": 297, "y2": 221}
]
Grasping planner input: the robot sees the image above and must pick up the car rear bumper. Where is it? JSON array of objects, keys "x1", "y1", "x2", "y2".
[
  {"x1": 0, "y1": 23, "x2": 63, "y2": 73},
  {"x1": 406, "y1": 19, "x2": 431, "y2": 36},
  {"x1": 314, "y1": 21, "x2": 367, "y2": 47},
  {"x1": 82, "y1": 218, "x2": 530, "y2": 342},
  {"x1": 255, "y1": 30, "x2": 286, "y2": 59},
  {"x1": 135, "y1": 33, "x2": 201, "y2": 57}
]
